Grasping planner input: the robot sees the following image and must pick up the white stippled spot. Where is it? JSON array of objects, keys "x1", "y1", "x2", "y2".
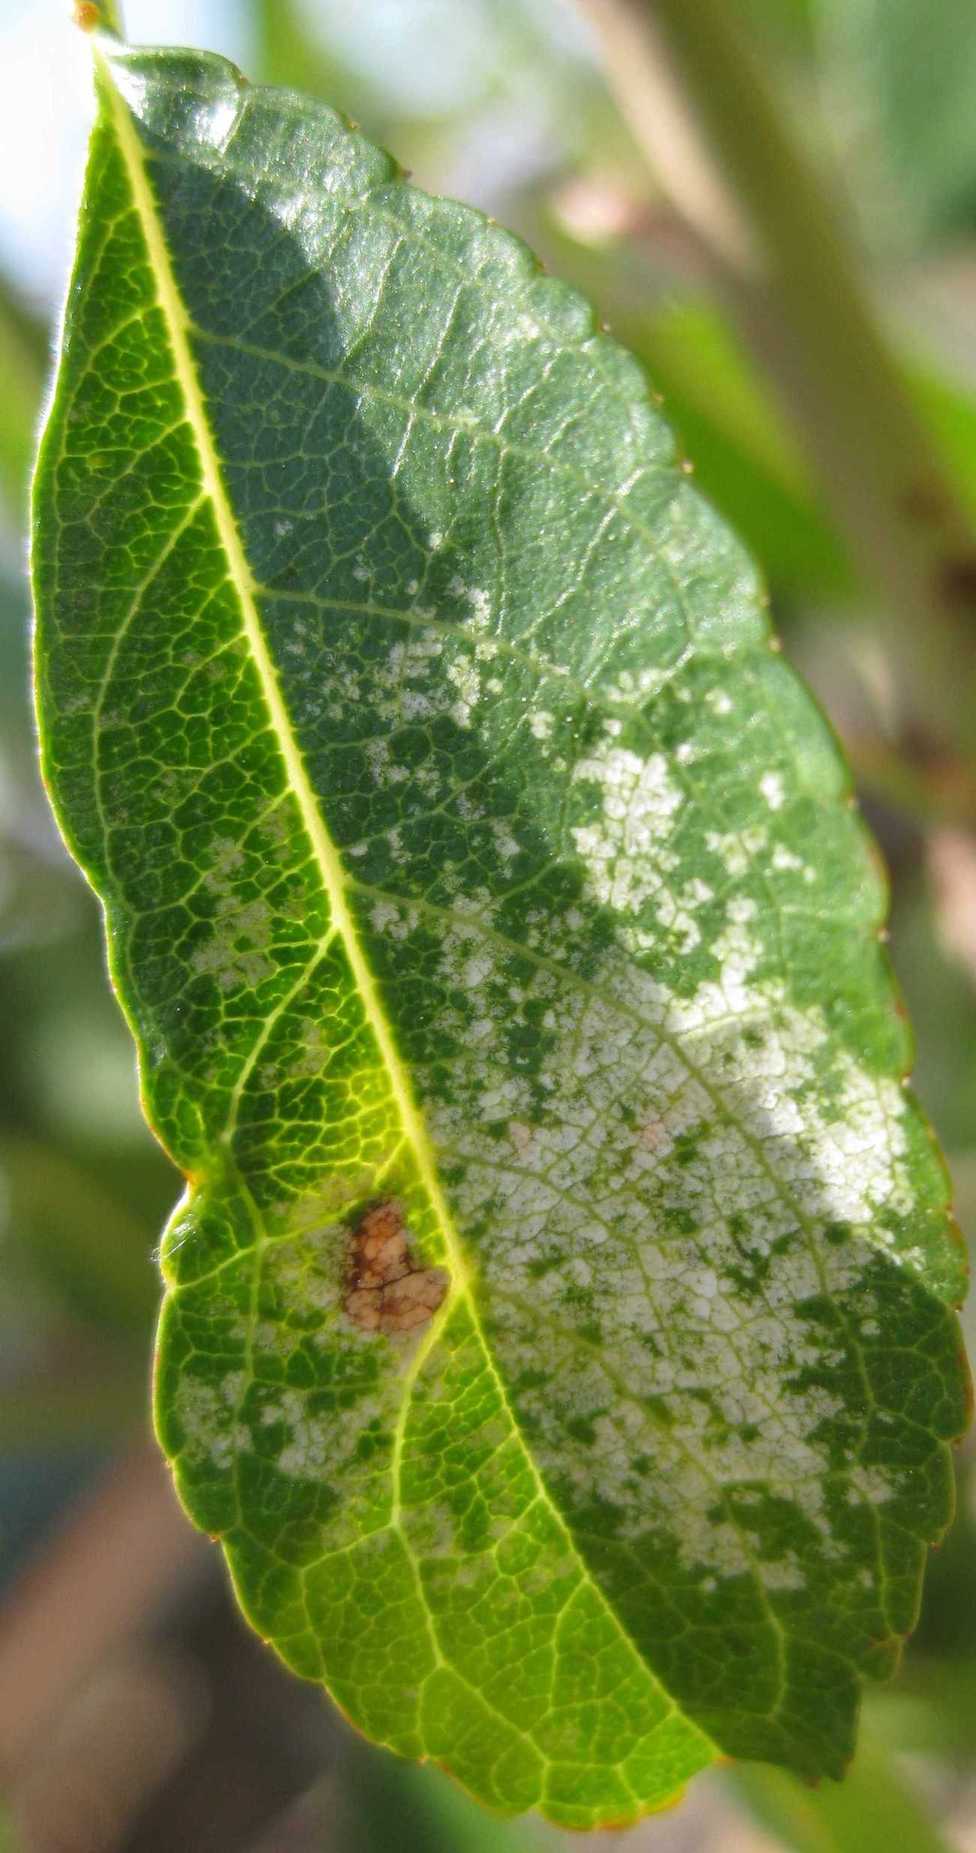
[
  {"x1": 705, "y1": 826, "x2": 767, "y2": 878},
  {"x1": 571, "y1": 739, "x2": 683, "y2": 916},
  {"x1": 422, "y1": 859, "x2": 916, "y2": 1588},
  {"x1": 447, "y1": 656, "x2": 482, "y2": 726},
  {"x1": 191, "y1": 890, "x2": 276, "y2": 992}
]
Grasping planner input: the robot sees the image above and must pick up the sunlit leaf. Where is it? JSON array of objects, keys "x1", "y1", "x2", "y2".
[{"x1": 31, "y1": 28, "x2": 969, "y2": 1829}]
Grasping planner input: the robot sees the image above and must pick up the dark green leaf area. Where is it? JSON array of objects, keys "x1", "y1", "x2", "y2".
[{"x1": 31, "y1": 35, "x2": 968, "y2": 1829}]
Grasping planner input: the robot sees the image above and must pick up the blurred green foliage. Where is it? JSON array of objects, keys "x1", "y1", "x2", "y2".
[{"x1": 4, "y1": 1, "x2": 976, "y2": 1847}]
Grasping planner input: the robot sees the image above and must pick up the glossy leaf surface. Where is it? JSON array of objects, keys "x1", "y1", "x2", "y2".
[{"x1": 31, "y1": 31, "x2": 969, "y2": 1829}]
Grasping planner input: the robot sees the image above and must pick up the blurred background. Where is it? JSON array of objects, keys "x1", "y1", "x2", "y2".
[{"x1": 3, "y1": 0, "x2": 976, "y2": 1847}]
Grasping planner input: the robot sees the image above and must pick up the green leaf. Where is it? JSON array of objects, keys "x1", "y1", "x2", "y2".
[
  {"x1": 0, "y1": 269, "x2": 47, "y2": 524},
  {"x1": 336, "y1": 1740, "x2": 541, "y2": 1853},
  {"x1": 31, "y1": 28, "x2": 969, "y2": 1831},
  {"x1": 729, "y1": 1726, "x2": 956, "y2": 1853},
  {"x1": 0, "y1": 1136, "x2": 157, "y2": 1337},
  {"x1": 624, "y1": 300, "x2": 854, "y2": 599},
  {"x1": 820, "y1": 0, "x2": 976, "y2": 247}
]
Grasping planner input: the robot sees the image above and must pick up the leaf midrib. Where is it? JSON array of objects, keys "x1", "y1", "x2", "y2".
[
  {"x1": 98, "y1": 59, "x2": 471, "y2": 1291},
  {"x1": 99, "y1": 52, "x2": 713, "y2": 1753}
]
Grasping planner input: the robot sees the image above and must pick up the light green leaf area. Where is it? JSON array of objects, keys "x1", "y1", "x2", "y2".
[
  {"x1": 729, "y1": 1723, "x2": 956, "y2": 1853},
  {"x1": 821, "y1": 0, "x2": 976, "y2": 245},
  {"x1": 31, "y1": 33, "x2": 969, "y2": 1832}
]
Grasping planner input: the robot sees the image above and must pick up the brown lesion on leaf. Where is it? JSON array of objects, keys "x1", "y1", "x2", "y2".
[
  {"x1": 73, "y1": 2, "x2": 103, "y2": 28},
  {"x1": 344, "y1": 1200, "x2": 449, "y2": 1336}
]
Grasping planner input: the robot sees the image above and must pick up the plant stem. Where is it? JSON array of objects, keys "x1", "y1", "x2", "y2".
[{"x1": 579, "y1": 0, "x2": 976, "y2": 760}]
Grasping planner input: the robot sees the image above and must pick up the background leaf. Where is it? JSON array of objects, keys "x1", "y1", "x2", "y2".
[
  {"x1": 819, "y1": 0, "x2": 976, "y2": 249},
  {"x1": 729, "y1": 1729, "x2": 956, "y2": 1853}
]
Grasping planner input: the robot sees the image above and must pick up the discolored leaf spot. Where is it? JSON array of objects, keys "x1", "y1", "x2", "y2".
[{"x1": 344, "y1": 1200, "x2": 449, "y2": 1335}]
